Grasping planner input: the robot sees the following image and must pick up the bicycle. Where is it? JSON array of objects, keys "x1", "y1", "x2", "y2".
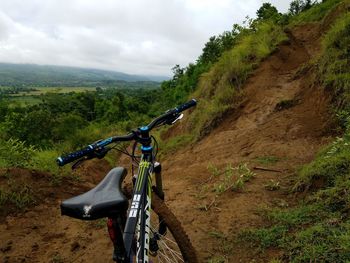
[{"x1": 57, "y1": 99, "x2": 198, "y2": 263}]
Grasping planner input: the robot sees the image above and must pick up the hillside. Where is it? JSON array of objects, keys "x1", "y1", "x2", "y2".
[
  {"x1": 0, "y1": 63, "x2": 166, "y2": 87},
  {"x1": 1, "y1": 0, "x2": 350, "y2": 262}
]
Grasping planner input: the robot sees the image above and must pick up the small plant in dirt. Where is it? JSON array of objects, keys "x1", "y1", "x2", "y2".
[
  {"x1": 264, "y1": 179, "x2": 280, "y2": 191},
  {"x1": 255, "y1": 156, "x2": 280, "y2": 165},
  {"x1": 195, "y1": 184, "x2": 210, "y2": 200},
  {"x1": 208, "y1": 256, "x2": 226, "y2": 263},
  {"x1": 207, "y1": 162, "x2": 221, "y2": 177},
  {"x1": 211, "y1": 163, "x2": 256, "y2": 194},
  {"x1": 208, "y1": 231, "x2": 233, "y2": 263},
  {"x1": 51, "y1": 253, "x2": 64, "y2": 263}
]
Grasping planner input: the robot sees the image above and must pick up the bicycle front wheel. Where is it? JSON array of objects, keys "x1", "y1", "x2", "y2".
[{"x1": 148, "y1": 193, "x2": 198, "y2": 263}]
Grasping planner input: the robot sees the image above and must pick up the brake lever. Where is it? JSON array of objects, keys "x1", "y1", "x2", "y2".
[
  {"x1": 171, "y1": 113, "x2": 184, "y2": 124},
  {"x1": 72, "y1": 157, "x2": 88, "y2": 170}
]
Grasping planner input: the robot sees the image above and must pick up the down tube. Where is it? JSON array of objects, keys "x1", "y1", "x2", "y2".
[
  {"x1": 137, "y1": 164, "x2": 152, "y2": 262},
  {"x1": 123, "y1": 160, "x2": 151, "y2": 261}
]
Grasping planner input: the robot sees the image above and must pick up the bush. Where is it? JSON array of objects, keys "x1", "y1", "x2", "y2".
[{"x1": 0, "y1": 138, "x2": 35, "y2": 168}]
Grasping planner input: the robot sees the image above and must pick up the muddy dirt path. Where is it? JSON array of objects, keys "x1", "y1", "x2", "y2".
[
  {"x1": 160, "y1": 24, "x2": 332, "y2": 262},
  {"x1": 0, "y1": 24, "x2": 332, "y2": 263}
]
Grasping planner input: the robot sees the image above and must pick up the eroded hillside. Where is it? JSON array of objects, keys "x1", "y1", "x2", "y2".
[{"x1": 1, "y1": 1, "x2": 349, "y2": 262}]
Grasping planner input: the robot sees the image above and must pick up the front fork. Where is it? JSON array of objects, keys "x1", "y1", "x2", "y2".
[{"x1": 153, "y1": 162, "x2": 166, "y2": 236}]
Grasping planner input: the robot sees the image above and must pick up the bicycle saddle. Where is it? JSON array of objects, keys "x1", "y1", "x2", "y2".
[{"x1": 61, "y1": 167, "x2": 128, "y2": 220}]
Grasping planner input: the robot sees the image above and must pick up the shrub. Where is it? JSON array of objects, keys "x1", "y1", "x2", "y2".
[{"x1": 0, "y1": 138, "x2": 35, "y2": 168}]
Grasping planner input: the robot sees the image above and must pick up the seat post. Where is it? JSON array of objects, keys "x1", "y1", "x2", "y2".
[
  {"x1": 108, "y1": 214, "x2": 127, "y2": 262},
  {"x1": 153, "y1": 162, "x2": 167, "y2": 236}
]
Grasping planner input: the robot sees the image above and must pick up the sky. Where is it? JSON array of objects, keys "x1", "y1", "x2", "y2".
[{"x1": 0, "y1": 0, "x2": 291, "y2": 77}]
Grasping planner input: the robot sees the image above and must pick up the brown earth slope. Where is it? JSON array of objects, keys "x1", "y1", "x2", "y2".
[
  {"x1": 160, "y1": 23, "x2": 332, "y2": 262},
  {"x1": 0, "y1": 24, "x2": 332, "y2": 263}
]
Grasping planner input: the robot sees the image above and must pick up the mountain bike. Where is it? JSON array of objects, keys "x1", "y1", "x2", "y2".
[{"x1": 57, "y1": 99, "x2": 198, "y2": 263}]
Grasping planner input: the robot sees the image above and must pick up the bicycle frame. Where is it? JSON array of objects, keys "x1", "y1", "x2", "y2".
[{"x1": 122, "y1": 138, "x2": 156, "y2": 262}]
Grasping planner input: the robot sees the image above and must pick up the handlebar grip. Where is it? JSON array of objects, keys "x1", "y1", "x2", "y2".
[
  {"x1": 176, "y1": 99, "x2": 197, "y2": 113},
  {"x1": 57, "y1": 145, "x2": 95, "y2": 166}
]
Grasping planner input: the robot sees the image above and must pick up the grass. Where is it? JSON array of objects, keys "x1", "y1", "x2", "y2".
[
  {"x1": 264, "y1": 180, "x2": 280, "y2": 191},
  {"x1": 318, "y1": 11, "x2": 350, "y2": 108},
  {"x1": 289, "y1": 0, "x2": 344, "y2": 25},
  {"x1": 207, "y1": 163, "x2": 221, "y2": 177},
  {"x1": 207, "y1": 163, "x2": 256, "y2": 194},
  {"x1": 0, "y1": 185, "x2": 35, "y2": 211},
  {"x1": 208, "y1": 231, "x2": 233, "y2": 263},
  {"x1": 0, "y1": 138, "x2": 35, "y2": 168}
]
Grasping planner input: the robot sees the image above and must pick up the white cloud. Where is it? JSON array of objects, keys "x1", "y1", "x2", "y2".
[{"x1": 0, "y1": 0, "x2": 292, "y2": 76}]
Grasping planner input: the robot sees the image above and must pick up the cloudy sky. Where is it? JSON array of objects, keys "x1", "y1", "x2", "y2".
[{"x1": 0, "y1": 0, "x2": 291, "y2": 77}]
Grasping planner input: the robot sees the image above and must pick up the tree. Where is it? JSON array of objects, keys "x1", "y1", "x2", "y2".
[
  {"x1": 256, "y1": 3, "x2": 279, "y2": 20},
  {"x1": 198, "y1": 36, "x2": 222, "y2": 64},
  {"x1": 289, "y1": 0, "x2": 314, "y2": 15},
  {"x1": 172, "y1": 65, "x2": 184, "y2": 81}
]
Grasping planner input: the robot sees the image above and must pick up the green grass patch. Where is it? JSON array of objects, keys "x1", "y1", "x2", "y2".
[
  {"x1": 238, "y1": 203, "x2": 350, "y2": 261},
  {"x1": 318, "y1": 11, "x2": 350, "y2": 109},
  {"x1": 7, "y1": 95, "x2": 42, "y2": 107},
  {"x1": 0, "y1": 138, "x2": 35, "y2": 168},
  {"x1": 12, "y1": 86, "x2": 96, "y2": 96},
  {"x1": 207, "y1": 163, "x2": 256, "y2": 194},
  {"x1": 239, "y1": 225, "x2": 288, "y2": 249},
  {"x1": 290, "y1": 0, "x2": 344, "y2": 25}
]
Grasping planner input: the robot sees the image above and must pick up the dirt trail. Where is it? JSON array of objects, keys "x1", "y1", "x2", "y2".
[
  {"x1": 160, "y1": 24, "x2": 332, "y2": 262},
  {"x1": 0, "y1": 24, "x2": 332, "y2": 262}
]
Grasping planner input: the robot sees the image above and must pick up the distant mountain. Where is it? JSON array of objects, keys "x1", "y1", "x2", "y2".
[{"x1": 0, "y1": 63, "x2": 168, "y2": 87}]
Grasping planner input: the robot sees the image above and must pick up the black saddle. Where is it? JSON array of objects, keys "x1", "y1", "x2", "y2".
[{"x1": 61, "y1": 167, "x2": 128, "y2": 220}]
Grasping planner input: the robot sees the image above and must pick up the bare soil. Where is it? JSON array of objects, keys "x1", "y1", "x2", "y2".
[{"x1": 0, "y1": 23, "x2": 334, "y2": 263}]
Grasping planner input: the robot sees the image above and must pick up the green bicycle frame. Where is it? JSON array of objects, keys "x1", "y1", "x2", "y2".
[{"x1": 124, "y1": 149, "x2": 153, "y2": 262}]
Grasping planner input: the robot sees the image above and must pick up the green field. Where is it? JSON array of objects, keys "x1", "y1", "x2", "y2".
[
  {"x1": 3, "y1": 86, "x2": 97, "y2": 106},
  {"x1": 7, "y1": 96, "x2": 42, "y2": 107},
  {"x1": 12, "y1": 86, "x2": 96, "y2": 96}
]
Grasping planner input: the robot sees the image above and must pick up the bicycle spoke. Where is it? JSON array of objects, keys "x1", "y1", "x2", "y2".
[
  {"x1": 157, "y1": 250, "x2": 175, "y2": 263},
  {"x1": 159, "y1": 239, "x2": 184, "y2": 262}
]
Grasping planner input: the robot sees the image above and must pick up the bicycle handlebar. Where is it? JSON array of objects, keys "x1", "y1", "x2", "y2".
[
  {"x1": 57, "y1": 99, "x2": 197, "y2": 166},
  {"x1": 175, "y1": 99, "x2": 197, "y2": 113}
]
